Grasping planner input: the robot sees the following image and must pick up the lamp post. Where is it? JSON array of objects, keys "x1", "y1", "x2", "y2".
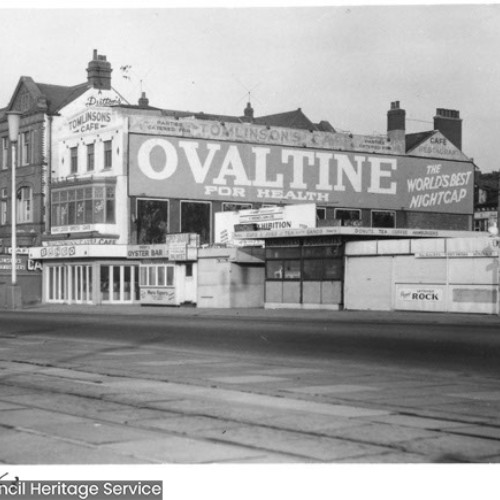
[{"x1": 6, "y1": 110, "x2": 21, "y2": 308}]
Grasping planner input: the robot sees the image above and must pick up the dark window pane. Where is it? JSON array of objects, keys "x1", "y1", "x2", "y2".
[
  {"x1": 75, "y1": 201, "x2": 85, "y2": 224},
  {"x1": 136, "y1": 199, "x2": 169, "y2": 244},
  {"x1": 283, "y1": 260, "x2": 301, "y2": 280},
  {"x1": 303, "y1": 246, "x2": 340, "y2": 258},
  {"x1": 266, "y1": 260, "x2": 283, "y2": 280},
  {"x1": 372, "y1": 211, "x2": 395, "y2": 228},
  {"x1": 265, "y1": 247, "x2": 301, "y2": 259},
  {"x1": 181, "y1": 201, "x2": 211, "y2": 245},
  {"x1": 303, "y1": 259, "x2": 343, "y2": 280}
]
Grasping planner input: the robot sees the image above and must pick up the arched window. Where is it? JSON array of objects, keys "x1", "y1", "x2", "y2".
[{"x1": 17, "y1": 186, "x2": 33, "y2": 223}]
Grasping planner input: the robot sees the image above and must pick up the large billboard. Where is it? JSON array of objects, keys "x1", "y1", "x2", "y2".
[{"x1": 128, "y1": 134, "x2": 474, "y2": 214}]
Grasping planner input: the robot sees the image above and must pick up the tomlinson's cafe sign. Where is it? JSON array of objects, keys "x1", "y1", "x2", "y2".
[{"x1": 129, "y1": 135, "x2": 474, "y2": 214}]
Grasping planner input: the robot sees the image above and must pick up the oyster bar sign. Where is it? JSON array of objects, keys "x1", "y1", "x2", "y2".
[{"x1": 129, "y1": 135, "x2": 474, "y2": 213}]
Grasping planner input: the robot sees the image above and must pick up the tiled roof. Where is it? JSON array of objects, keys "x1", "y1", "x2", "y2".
[
  {"x1": 405, "y1": 131, "x2": 435, "y2": 152},
  {"x1": 35, "y1": 82, "x2": 89, "y2": 114}
]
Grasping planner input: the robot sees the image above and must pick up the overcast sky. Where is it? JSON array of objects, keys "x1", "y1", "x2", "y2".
[{"x1": 1, "y1": 4, "x2": 499, "y2": 171}]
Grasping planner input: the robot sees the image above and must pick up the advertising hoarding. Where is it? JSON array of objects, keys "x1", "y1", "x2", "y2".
[{"x1": 128, "y1": 134, "x2": 474, "y2": 214}]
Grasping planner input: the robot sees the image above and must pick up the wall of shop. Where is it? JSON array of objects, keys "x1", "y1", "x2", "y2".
[
  {"x1": 197, "y1": 247, "x2": 264, "y2": 308},
  {"x1": 344, "y1": 237, "x2": 498, "y2": 314}
]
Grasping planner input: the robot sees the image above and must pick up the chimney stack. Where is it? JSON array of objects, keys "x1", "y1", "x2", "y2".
[
  {"x1": 138, "y1": 92, "x2": 149, "y2": 108},
  {"x1": 243, "y1": 102, "x2": 254, "y2": 122},
  {"x1": 87, "y1": 49, "x2": 112, "y2": 90},
  {"x1": 434, "y1": 108, "x2": 462, "y2": 150},
  {"x1": 387, "y1": 101, "x2": 405, "y2": 143}
]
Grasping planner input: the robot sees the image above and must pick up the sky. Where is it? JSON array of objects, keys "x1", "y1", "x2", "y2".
[{"x1": 1, "y1": 3, "x2": 500, "y2": 171}]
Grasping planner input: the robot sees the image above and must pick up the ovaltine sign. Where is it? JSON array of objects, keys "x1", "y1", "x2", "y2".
[{"x1": 129, "y1": 135, "x2": 474, "y2": 213}]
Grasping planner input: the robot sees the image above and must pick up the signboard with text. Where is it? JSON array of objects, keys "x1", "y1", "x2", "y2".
[
  {"x1": 128, "y1": 134, "x2": 474, "y2": 214},
  {"x1": 215, "y1": 204, "x2": 316, "y2": 246}
]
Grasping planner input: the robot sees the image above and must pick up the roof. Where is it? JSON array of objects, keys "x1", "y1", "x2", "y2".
[
  {"x1": 253, "y1": 108, "x2": 327, "y2": 131},
  {"x1": 405, "y1": 131, "x2": 435, "y2": 152},
  {"x1": 35, "y1": 82, "x2": 89, "y2": 114}
]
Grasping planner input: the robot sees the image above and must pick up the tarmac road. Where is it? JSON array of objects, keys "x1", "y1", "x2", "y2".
[{"x1": 0, "y1": 305, "x2": 500, "y2": 464}]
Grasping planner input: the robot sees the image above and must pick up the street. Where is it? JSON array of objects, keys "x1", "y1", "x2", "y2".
[{"x1": 1, "y1": 306, "x2": 500, "y2": 464}]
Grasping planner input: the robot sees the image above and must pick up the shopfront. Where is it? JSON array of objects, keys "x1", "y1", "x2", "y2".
[
  {"x1": 235, "y1": 226, "x2": 488, "y2": 310},
  {"x1": 127, "y1": 233, "x2": 199, "y2": 306},
  {"x1": 29, "y1": 243, "x2": 139, "y2": 305}
]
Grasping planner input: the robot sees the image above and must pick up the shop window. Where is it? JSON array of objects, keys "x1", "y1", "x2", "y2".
[
  {"x1": 136, "y1": 199, "x2": 169, "y2": 244},
  {"x1": 371, "y1": 210, "x2": 395, "y2": 228},
  {"x1": 303, "y1": 259, "x2": 343, "y2": 280},
  {"x1": 222, "y1": 202, "x2": 252, "y2": 212},
  {"x1": 1, "y1": 137, "x2": 7, "y2": 170},
  {"x1": 180, "y1": 201, "x2": 211, "y2": 245},
  {"x1": 0, "y1": 188, "x2": 7, "y2": 225},
  {"x1": 140, "y1": 265, "x2": 175, "y2": 287},
  {"x1": 87, "y1": 143, "x2": 95, "y2": 171},
  {"x1": 104, "y1": 140, "x2": 112, "y2": 169},
  {"x1": 334, "y1": 208, "x2": 361, "y2": 226},
  {"x1": 70, "y1": 146, "x2": 78, "y2": 174},
  {"x1": 52, "y1": 184, "x2": 115, "y2": 227},
  {"x1": 17, "y1": 186, "x2": 32, "y2": 223}
]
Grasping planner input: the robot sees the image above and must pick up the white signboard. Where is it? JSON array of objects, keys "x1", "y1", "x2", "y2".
[
  {"x1": 140, "y1": 287, "x2": 176, "y2": 305},
  {"x1": 30, "y1": 245, "x2": 128, "y2": 260},
  {"x1": 395, "y1": 285, "x2": 447, "y2": 312},
  {"x1": 215, "y1": 203, "x2": 317, "y2": 246}
]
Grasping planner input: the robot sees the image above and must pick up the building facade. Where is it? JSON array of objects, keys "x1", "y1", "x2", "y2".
[{"x1": 0, "y1": 51, "x2": 479, "y2": 308}]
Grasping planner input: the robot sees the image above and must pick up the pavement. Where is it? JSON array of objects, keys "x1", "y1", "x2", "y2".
[
  {"x1": 18, "y1": 302, "x2": 500, "y2": 326},
  {"x1": 1, "y1": 302, "x2": 500, "y2": 465}
]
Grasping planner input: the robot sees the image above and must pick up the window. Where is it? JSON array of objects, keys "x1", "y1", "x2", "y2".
[
  {"x1": 0, "y1": 188, "x2": 7, "y2": 225},
  {"x1": 180, "y1": 201, "x2": 211, "y2": 245},
  {"x1": 51, "y1": 184, "x2": 115, "y2": 227},
  {"x1": 104, "y1": 140, "x2": 112, "y2": 169},
  {"x1": 1, "y1": 137, "x2": 7, "y2": 170},
  {"x1": 371, "y1": 210, "x2": 396, "y2": 228},
  {"x1": 17, "y1": 186, "x2": 32, "y2": 223},
  {"x1": 316, "y1": 207, "x2": 327, "y2": 220},
  {"x1": 139, "y1": 265, "x2": 175, "y2": 287},
  {"x1": 87, "y1": 143, "x2": 95, "y2": 171},
  {"x1": 265, "y1": 239, "x2": 343, "y2": 282},
  {"x1": 334, "y1": 208, "x2": 361, "y2": 226},
  {"x1": 222, "y1": 202, "x2": 252, "y2": 212},
  {"x1": 21, "y1": 131, "x2": 31, "y2": 166},
  {"x1": 136, "y1": 199, "x2": 169, "y2": 244},
  {"x1": 70, "y1": 146, "x2": 78, "y2": 174}
]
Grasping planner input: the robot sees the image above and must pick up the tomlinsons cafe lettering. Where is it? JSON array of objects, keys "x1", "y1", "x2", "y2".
[{"x1": 137, "y1": 138, "x2": 398, "y2": 202}]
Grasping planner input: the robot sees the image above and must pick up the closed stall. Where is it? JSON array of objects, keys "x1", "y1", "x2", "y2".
[{"x1": 344, "y1": 256, "x2": 393, "y2": 311}]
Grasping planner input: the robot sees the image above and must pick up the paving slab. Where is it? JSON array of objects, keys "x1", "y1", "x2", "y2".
[
  {"x1": 200, "y1": 425, "x2": 392, "y2": 462},
  {"x1": 208, "y1": 375, "x2": 288, "y2": 384},
  {"x1": 324, "y1": 422, "x2": 442, "y2": 445},
  {"x1": 0, "y1": 408, "x2": 89, "y2": 430},
  {"x1": 0, "y1": 431, "x2": 150, "y2": 464},
  {"x1": 136, "y1": 415, "x2": 244, "y2": 435},
  {"x1": 402, "y1": 435, "x2": 500, "y2": 462},
  {"x1": 34, "y1": 421, "x2": 162, "y2": 445},
  {"x1": 104, "y1": 435, "x2": 267, "y2": 463},
  {"x1": 286, "y1": 384, "x2": 381, "y2": 395},
  {"x1": 363, "y1": 414, "x2": 467, "y2": 430}
]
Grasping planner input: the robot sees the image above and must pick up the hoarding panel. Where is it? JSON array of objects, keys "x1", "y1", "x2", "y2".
[{"x1": 129, "y1": 134, "x2": 474, "y2": 214}]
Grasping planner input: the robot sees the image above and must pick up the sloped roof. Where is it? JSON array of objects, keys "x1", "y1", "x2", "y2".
[
  {"x1": 253, "y1": 108, "x2": 318, "y2": 130},
  {"x1": 405, "y1": 131, "x2": 435, "y2": 152},
  {"x1": 35, "y1": 82, "x2": 88, "y2": 114}
]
